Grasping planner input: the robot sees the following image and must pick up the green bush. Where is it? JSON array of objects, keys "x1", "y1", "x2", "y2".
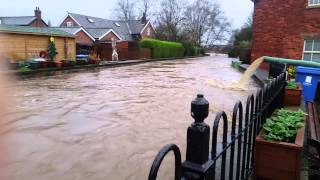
[
  {"x1": 140, "y1": 38, "x2": 185, "y2": 59},
  {"x1": 228, "y1": 40, "x2": 252, "y2": 64},
  {"x1": 228, "y1": 48, "x2": 237, "y2": 58},
  {"x1": 199, "y1": 48, "x2": 205, "y2": 55},
  {"x1": 18, "y1": 66, "x2": 31, "y2": 73},
  {"x1": 182, "y1": 42, "x2": 194, "y2": 56},
  {"x1": 182, "y1": 42, "x2": 205, "y2": 56}
]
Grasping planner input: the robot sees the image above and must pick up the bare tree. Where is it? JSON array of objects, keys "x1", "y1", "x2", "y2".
[
  {"x1": 155, "y1": 0, "x2": 186, "y2": 41},
  {"x1": 137, "y1": 0, "x2": 154, "y2": 20},
  {"x1": 182, "y1": 0, "x2": 231, "y2": 46},
  {"x1": 114, "y1": 0, "x2": 136, "y2": 21}
]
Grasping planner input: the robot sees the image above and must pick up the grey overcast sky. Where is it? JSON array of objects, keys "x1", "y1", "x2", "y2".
[{"x1": 0, "y1": 0, "x2": 253, "y2": 29}]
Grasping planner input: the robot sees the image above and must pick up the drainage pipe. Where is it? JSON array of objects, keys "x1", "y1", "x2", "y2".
[{"x1": 263, "y1": 56, "x2": 320, "y2": 68}]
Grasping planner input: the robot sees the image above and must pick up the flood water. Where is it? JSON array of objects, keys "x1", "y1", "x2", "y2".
[{"x1": 2, "y1": 55, "x2": 258, "y2": 180}]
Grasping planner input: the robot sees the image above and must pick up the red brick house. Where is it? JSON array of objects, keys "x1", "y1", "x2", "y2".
[
  {"x1": 0, "y1": 7, "x2": 48, "y2": 27},
  {"x1": 58, "y1": 12, "x2": 155, "y2": 46},
  {"x1": 56, "y1": 12, "x2": 155, "y2": 59},
  {"x1": 251, "y1": 0, "x2": 320, "y2": 67}
]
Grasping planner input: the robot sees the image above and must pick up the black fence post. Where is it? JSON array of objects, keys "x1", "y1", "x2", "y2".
[{"x1": 182, "y1": 94, "x2": 213, "y2": 179}]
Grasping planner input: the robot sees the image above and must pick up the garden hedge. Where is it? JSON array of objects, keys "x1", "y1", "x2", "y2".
[
  {"x1": 139, "y1": 39, "x2": 185, "y2": 58},
  {"x1": 182, "y1": 42, "x2": 205, "y2": 56}
]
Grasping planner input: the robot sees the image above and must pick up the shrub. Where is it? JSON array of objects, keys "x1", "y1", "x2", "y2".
[
  {"x1": 228, "y1": 48, "x2": 237, "y2": 58},
  {"x1": 228, "y1": 40, "x2": 252, "y2": 64},
  {"x1": 182, "y1": 42, "x2": 205, "y2": 56},
  {"x1": 182, "y1": 42, "x2": 194, "y2": 56},
  {"x1": 18, "y1": 66, "x2": 31, "y2": 73},
  {"x1": 140, "y1": 38, "x2": 185, "y2": 58},
  {"x1": 199, "y1": 48, "x2": 205, "y2": 55}
]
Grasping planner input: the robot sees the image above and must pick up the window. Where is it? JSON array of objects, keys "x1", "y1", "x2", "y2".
[
  {"x1": 309, "y1": 0, "x2": 320, "y2": 6},
  {"x1": 87, "y1": 18, "x2": 94, "y2": 23},
  {"x1": 66, "y1": 21, "x2": 73, "y2": 27},
  {"x1": 0, "y1": 19, "x2": 2, "y2": 24},
  {"x1": 303, "y1": 39, "x2": 320, "y2": 62}
]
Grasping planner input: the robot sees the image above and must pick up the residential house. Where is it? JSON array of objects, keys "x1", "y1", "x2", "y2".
[
  {"x1": 0, "y1": 7, "x2": 48, "y2": 27},
  {"x1": 0, "y1": 25, "x2": 76, "y2": 63},
  {"x1": 251, "y1": 0, "x2": 320, "y2": 68},
  {"x1": 57, "y1": 12, "x2": 155, "y2": 57}
]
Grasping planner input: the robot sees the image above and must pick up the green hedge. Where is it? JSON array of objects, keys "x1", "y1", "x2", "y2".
[
  {"x1": 139, "y1": 38, "x2": 185, "y2": 58},
  {"x1": 182, "y1": 42, "x2": 205, "y2": 56}
]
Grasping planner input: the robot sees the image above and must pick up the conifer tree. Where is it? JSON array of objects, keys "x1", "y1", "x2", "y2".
[{"x1": 48, "y1": 38, "x2": 57, "y2": 61}]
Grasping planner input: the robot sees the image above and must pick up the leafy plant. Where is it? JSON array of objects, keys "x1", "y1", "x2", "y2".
[
  {"x1": 286, "y1": 81, "x2": 299, "y2": 89},
  {"x1": 18, "y1": 66, "x2": 31, "y2": 73},
  {"x1": 263, "y1": 109, "x2": 305, "y2": 142},
  {"x1": 48, "y1": 40, "x2": 58, "y2": 61}
]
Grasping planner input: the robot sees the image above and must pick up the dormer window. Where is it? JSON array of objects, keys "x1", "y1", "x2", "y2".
[
  {"x1": 114, "y1": 22, "x2": 120, "y2": 27},
  {"x1": 87, "y1": 18, "x2": 94, "y2": 23},
  {"x1": 309, "y1": 0, "x2": 320, "y2": 6},
  {"x1": 66, "y1": 21, "x2": 73, "y2": 27}
]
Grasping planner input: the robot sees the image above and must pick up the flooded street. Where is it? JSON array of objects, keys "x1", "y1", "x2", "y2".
[{"x1": 3, "y1": 55, "x2": 258, "y2": 180}]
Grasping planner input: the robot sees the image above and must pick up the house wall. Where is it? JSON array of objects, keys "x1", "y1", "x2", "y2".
[
  {"x1": 141, "y1": 23, "x2": 155, "y2": 39},
  {"x1": 100, "y1": 31, "x2": 121, "y2": 41},
  {"x1": 60, "y1": 16, "x2": 80, "y2": 27},
  {"x1": 75, "y1": 30, "x2": 94, "y2": 45},
  {"x1": 251, "y1": 0, "x2": 320, "y2": 68},
  {"x1": 0, "y1": 33, "x2": 76, "y2": 62},
  {"x1": 30, "y1": 19, "x2": 48, "y2": 27},
  {"x1": 99, "y1": 42, "x2": 150, "y2": 60}
]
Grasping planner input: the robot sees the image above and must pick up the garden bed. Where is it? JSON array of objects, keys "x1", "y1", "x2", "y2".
[
  {"x1": 255, "y1": 109, "x2": 306, "y2": 180},
  {"x1": 255, "y1": 125, "x2": 305, "y2": 180},
  {"x1": 8, "y1": 55, "x2": 207, "y2": 77}
]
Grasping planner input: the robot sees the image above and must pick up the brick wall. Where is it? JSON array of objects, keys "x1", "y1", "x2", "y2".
[
  {"x1": 100, "y1": 31, "x2": 120, "y2": 41},
  {"x1": 30, "y1": 20, "x2": 47, "y2": 27},
  {"x1": 252, "y1": 0, "x2": 320, "y2": 67},
  {"x1": 141, "y1": 23, "x2": 155, "y2": 39},
  {"x1": 60, "y1": 16, "x2": 79, "y2": 27},
  {"x1": 75, "y1": 30, "x2": 94, "y2": 45}
]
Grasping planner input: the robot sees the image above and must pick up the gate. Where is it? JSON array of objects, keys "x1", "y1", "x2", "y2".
[{"x1": 148, "y1": 72, "x2": 286, "y2": 180}]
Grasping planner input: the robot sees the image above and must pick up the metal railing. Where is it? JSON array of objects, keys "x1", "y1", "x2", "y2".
[{"x1": 148, "y1": 72, "x2": 286, "y2": 180}]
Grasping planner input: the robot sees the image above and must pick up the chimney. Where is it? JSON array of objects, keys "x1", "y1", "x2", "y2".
[
  {"x1": 34, "y1": 7, "x2": 42, "y2": 19},
  {"x1": 141, "y1": 12, "x2": 147, "y2": 25}
]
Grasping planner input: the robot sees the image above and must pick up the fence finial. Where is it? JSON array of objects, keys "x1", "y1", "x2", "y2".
[
  {"x1": 191, "y1": 94, "x2": 209, "y2": 122},
  {"x1": 186, "y1": 94, "x2": 210, "y2": 166}
]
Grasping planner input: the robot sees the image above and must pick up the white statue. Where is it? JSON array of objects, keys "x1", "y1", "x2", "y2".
[{"x1": 112, "y1": 38, "x2": 118, "y2": 61}]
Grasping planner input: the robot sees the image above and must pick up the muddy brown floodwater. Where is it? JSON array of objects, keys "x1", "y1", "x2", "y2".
[{"x1": 2, "y1": 55, "x2": 258, "y2": 180}]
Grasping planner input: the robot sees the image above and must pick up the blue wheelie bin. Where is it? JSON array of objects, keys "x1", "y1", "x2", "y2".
[{"x1": 296, "y1": 66, "x2": 320, "y2": 102}]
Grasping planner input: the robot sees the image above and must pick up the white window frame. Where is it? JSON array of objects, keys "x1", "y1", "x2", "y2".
[
  {"x1": 66, "y1": 21, "x2": 73, "y2": 27},
  {"x1": 309, "y1": 0, "x2": 320, "y2": 6},
  {"x1": 303, "y1": 39, "x2": 320, "y2": 62}
]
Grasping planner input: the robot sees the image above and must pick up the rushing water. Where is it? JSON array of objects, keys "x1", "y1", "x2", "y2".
[
  {"x1": 238, "y1": 57, "x2": 264, "y2": 88},
  {"x1": 2, "y1": 55, "x2": 258, "y2": 180}
]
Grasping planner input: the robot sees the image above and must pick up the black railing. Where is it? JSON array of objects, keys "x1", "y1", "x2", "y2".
[{"x1": 148, "y1": 72, "x2": 286, "y2": 180}]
